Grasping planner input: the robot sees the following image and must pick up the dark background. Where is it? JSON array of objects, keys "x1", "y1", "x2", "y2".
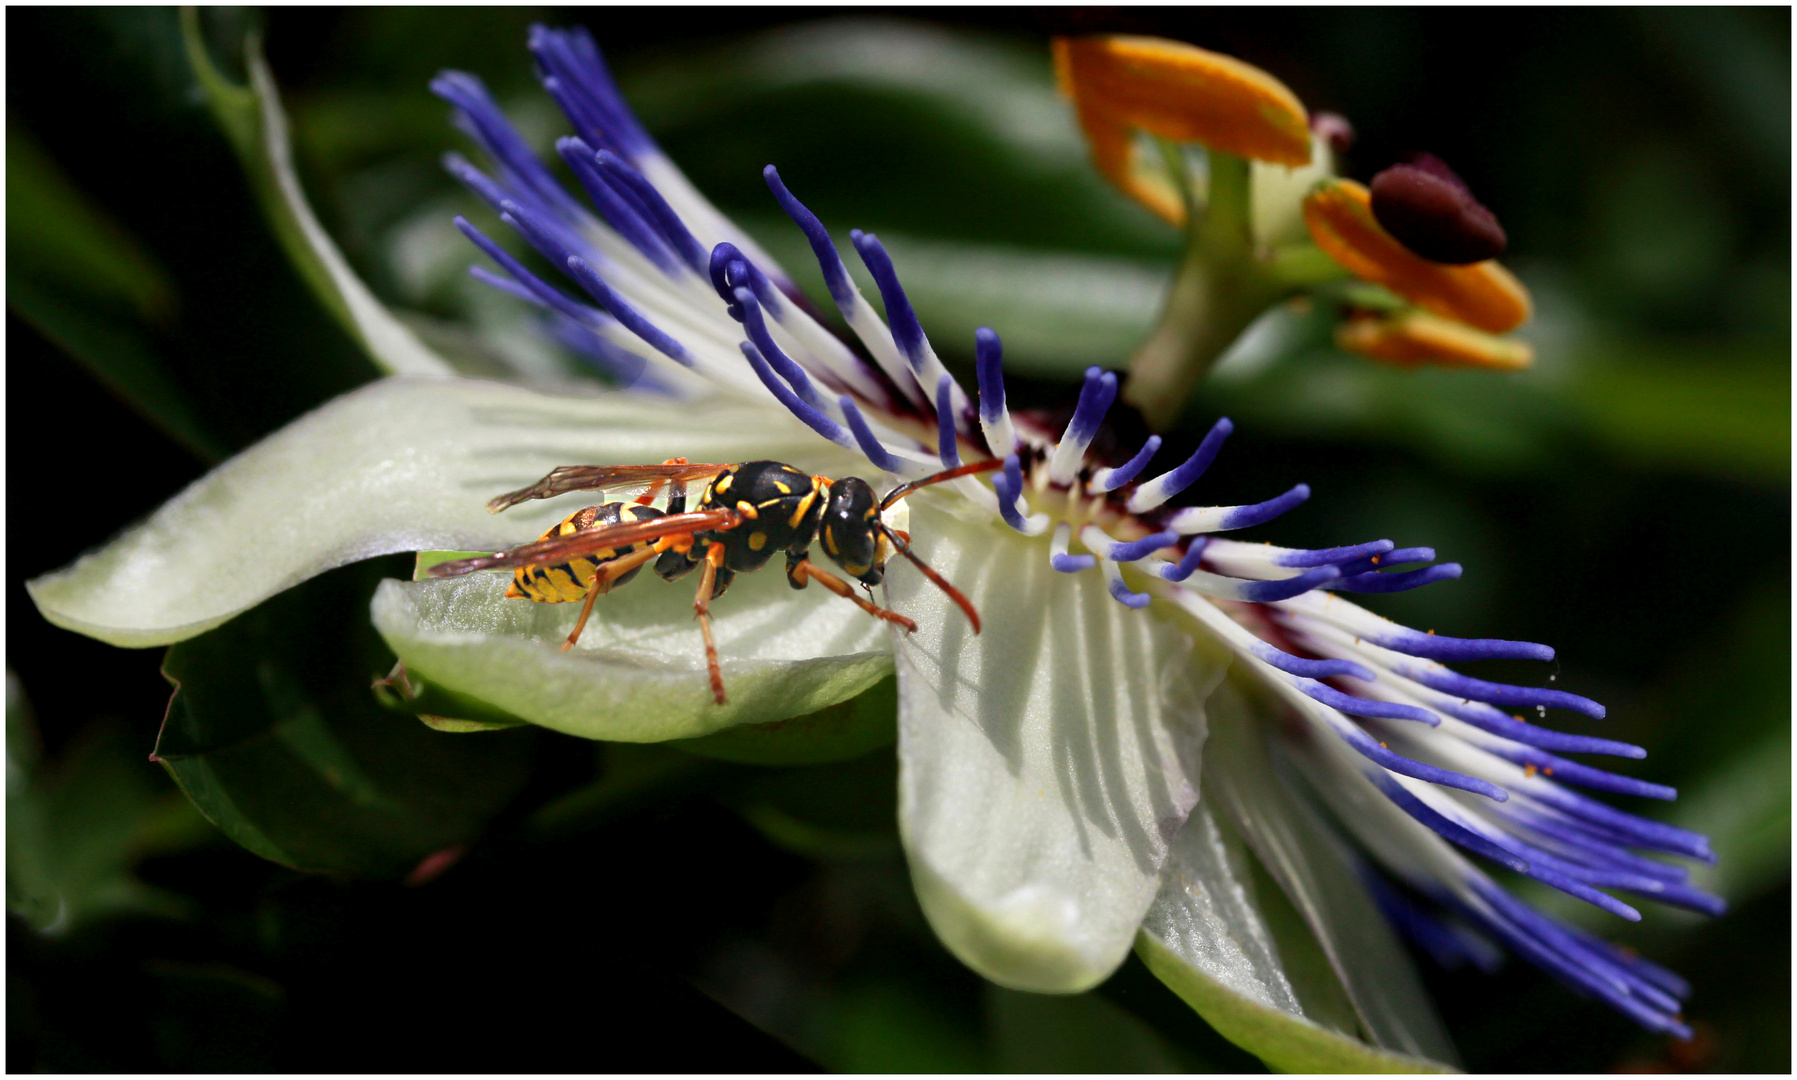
[{"x1": 9, "y1": 7, "x2": 1789, "y2": 1072}]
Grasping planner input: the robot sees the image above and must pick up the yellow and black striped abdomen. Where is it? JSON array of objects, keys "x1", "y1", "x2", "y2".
[{"x1": 505, "y1": 502, "x2": 663, "y2": 603}]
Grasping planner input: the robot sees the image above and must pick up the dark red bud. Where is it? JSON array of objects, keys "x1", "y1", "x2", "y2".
[
  {"x1": 1369, "y1": 158, "x2": 1507, "y2": 264},
  {"x1": 1310, "y1": 111, "x2": 1355, "y2": 154}
]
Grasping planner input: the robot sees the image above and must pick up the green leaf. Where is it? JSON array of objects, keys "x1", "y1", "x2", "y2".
[
  {"x1": 987, "y1": 984, "x2": 1195, "y2": 1072},
  {"x1": 179, "y1": 8, "x2": 452, "y2": 376},
  {"x1": 6, "y1": 123, "x2": 228, "y2": 461},
  {"x1": 155, "y1": 561, "x2": 535, "y2": 877},
  {"x1": 6, "y1": 673, "x2": 204, "y2": 934}
]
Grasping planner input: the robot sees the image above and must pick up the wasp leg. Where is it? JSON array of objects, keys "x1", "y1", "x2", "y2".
[
  {"x1": 791, "y1": 559, "x2": 918, "y2": 633},
  {"x1": 693, "y1": 543, "x2": 729, "y2": 704},
  {"x1": 559, "y1": 544, "x2": 665, "y2": 652}
]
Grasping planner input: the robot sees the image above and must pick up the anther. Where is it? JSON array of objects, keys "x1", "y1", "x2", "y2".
[
  {"x1": 1047, "y1": 368, "x2": 1119, "y2": 485},
  {"x1": 1370, "y1": 154, "x2": 1507, "y2": 265},
  {"x1": 1128, "y1": 417, "x2": 1234, "y2": 512}
]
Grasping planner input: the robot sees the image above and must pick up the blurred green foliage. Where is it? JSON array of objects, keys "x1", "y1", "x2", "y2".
[{"x1": 8, "y1": 7, "x2": 1787, "y2": 1072}]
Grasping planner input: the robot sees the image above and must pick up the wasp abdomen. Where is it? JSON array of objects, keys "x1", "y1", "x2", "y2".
[{"x1": 505, "y1": 502, "x2": 664, "y2": 602}]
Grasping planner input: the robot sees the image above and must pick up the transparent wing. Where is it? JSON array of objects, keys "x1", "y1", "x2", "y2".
[
  {"x1": 429, "y1": 508, "x2": 742, "y2": 576},
  {"x1": 486, "y1": 463, "x2": 732, "y2": 513}
]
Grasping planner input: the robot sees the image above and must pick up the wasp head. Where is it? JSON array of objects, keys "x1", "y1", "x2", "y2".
[{"x1": 821, "y1": 476, "x2": 883, "y2": 586}]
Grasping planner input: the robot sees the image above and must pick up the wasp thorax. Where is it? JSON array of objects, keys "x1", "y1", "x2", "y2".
[{"x1": 821, "y1": 476, "x2": 883, "y2": 585}]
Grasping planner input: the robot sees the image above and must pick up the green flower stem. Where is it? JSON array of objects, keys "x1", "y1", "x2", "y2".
[{"x1": 1124, "y1": 148, "x2": 1281, "y2": 430}]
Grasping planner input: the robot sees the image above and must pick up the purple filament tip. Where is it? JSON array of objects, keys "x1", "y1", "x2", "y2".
[
  {"x1": 764, "y1": 165, "x2": 856, "y2": 308},
  {"x1": 457, "y1": 217, "x2": 596, "y2": 326},
  {"x1": 1338, "y1": 546, "x2": 1435, "y2": 575},
  {"x1": 1109, "y1": 575, "x2": 1153, "y2": 609},
  {"x1": 935, "y1": 375, "x2": 961, "y2": 468},
  {"x1": 1237, "y1": 565, "x2": 1342, "y2": 602},
  {"x1": 1052, "y1": 552, "x2": 1097, "y2": 573},
  {"x1": 1373, "y1": 773, "x2": 1530, "y2": 873},
  {"x1": 556, "y1": 138, "x2": 678, "y2": 274},
  {"x1": 1251, "y1": 642, "x2": 1374, "y2": 681},
  {"x1": 851, "y1": 230, "x2": 926, "y2": 367},
  {"x1": 1371, "y1": 628, "x2": 1555, "y2": 663},
  {"x1": 992, "y1": 455, "x2": 1032, "y2": 533},
  {"x1": 563, "y1": 254, "x2": 693, "y2": 366},
  {"x1": 1158, "y1": 538, "x2": 1210, "y2": 582},
  {"x1": 1333, "y1": 563, "x2": 1462, "y2": 593},
  {"x1": 740, "y1": 343, "x2": 846, "y2": 447},
  {"x1": 1400, "y1": 665, "x2": 1607, "y2": 719},
  {"x1": 1332, "y1": 722, "x2": 1506, "y2": 799},
  {"x1": 1275, "y1": 539, "x2": 1394, "y2": 568},
  {"x1": 1301, "y1": 681, "x2": 1441, "y2": 725},
  {"x1": 1066, "y1": 368, "x2": 1119, "y2": 447},
  {"x1": 1105, "y1": 530, "x2": 1180, "y2": 563},
  {"x1": 1220, "y1": 484, "x2": 1311, "y2": 530},
  {"x1": 734, "y1": 288, "x2": 821, "y2": 407},
  {"x1": 838, "y1": 397, "x2": 904, "y2": 474},
  {"x1": 975, "y1": 328, "x2": 1007, "y2": 422},
  {"x1": 1098, "y1": 436, "x2": 1162, "y2": 492},
  {"x1": 595, "y1": 149, "x2": 707, "y2": 273}
]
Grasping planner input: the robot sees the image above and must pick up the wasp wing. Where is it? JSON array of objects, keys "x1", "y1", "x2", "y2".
[
  {"x1": 429, "y1": 508, "x2": 743, "y2": 577},
  {"x1": 486, "y1": 463, "x2": 732, "y2": 513}
]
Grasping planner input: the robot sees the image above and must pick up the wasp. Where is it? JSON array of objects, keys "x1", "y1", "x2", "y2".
[{"x1": 427, "y1": 458, "x2": 1002, "y2": 704}]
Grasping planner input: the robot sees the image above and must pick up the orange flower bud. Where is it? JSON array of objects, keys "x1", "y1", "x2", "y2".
[
  {"x1": 1337, "y1": 309, "x2": 1533, "y2": 371},
  {"x1": 1304, "y1": 178, "x2": 1531, "y2": 333},
  {"x1": 1055, "y1": 35, "x2": 1313, "y2": 173}
]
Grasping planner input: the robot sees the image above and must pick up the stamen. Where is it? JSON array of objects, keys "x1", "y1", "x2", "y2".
[
  {"x1": 1275, "y1": 539, "x2": 1395, "y2": 568},
  {"x1": 527, "y1": 25, "x2": 652, "y2": 159},
  {"x1": 1049, "y1": 523, "x2": 1096, "y2": 573},
  {"x1": 838, "y1": 397, "x2": 907, "y2": 475},
  {"x1": 1249, "y1": 642, "x2": 1374, "y2": 681},
  {"x1": 1234, "y1": 565, "x2": 1342, "y2": 602},
  {"x1": 1395, "y1": 663, "x2": 1606, "y2": 719},
  {"x1": 562, "y1": 254, "x2": 694, "y2": 366},
  {"x1": 595, "y1": 150, "x2": 708, "y2": 273},
  {"x1": 991, "y1": 455, "x2": 1049, "y2": 536},
  {"x1": 1100, "y1": 559, "x2": 1152, "y2": 609},
  {"x1": 734, "y1": 288, "x2": 822, "y2": 407},
  {"x1": 432, "y1": 71, "x2": 580, "y2": 220},
  {"x1": 556, "y1": 138, "x2": 680, "y2": 274},
  {"x1": 974, "y1": 327, "x2": 1018, "y2": 456},
  {"x1": 1077, "y1": 525, "x2": 1176, "y2": 563},
  {"x1": 1045, "y1": 368, "x2": 1118, "y2": 485},
  {"x1": 708, "y1": 243, "x2": 784, "y2": 319},
  {"x1": 1298, "y1": 681, "x2": 1440, "y2": 725},
  {"x1": 1129, "y1": 417, "x2": 1233, "y2": 512},
  {"x1": 935, "y1": 375, "x2": 961, "y2": 469},
  {"x1": 851, "y1": 230, "x2": 927, "y2": 367},
  {"x1": 1332, "y1": 563, "x2": 1462, "y2": 593},
  {"x1": 738, "y1": 343, "x2": 852, "y2": 450},
  {"x1": 1146, "y1": 538, "x2": 1208, "y2": 582},
  {"x1": 457, "y1": 217, "x2": 603, "y2": 327},
  {"x1": 1166, "y1": 484, "x2": 1311, "y2": 533},
  {"x1": 1478, "y1": 744, "x2": 1675, "y2": 801},
  {"x1": 1336, "y1": 546, "x2": 1435, "y2": 575},
  {"x1": 1090, "y1": 435, "x2": 1161, "y2": 493}
]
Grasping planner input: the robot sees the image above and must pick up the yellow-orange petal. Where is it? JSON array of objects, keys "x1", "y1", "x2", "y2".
[
  {"x1": 1066, "y1": 91, "x2": 1187, "y2": 226},
  {"x1": 1054, "y1": 35, "x2": 1312, "y2": 168},
  {"x1": 1304, "y1": 179, "x2": 1531, "y2": 333},
  {"x1": 1337, "y1": 309, "x2": 1533, "y2": 371}
]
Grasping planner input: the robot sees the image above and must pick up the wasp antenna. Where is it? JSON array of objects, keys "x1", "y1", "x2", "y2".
[
  {"x1": 881, "y1": 525, "x2": 981, "y2": 634},
  {"x1": 879, "y1": 458, "x2": 1005, "y2": 512}
]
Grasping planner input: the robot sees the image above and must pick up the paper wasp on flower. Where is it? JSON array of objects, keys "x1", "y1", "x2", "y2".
[{"x1": 428, "y1": 457, "x2": 1000, "y2": 703}]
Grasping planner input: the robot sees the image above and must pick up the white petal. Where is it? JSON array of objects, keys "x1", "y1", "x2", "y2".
[
  {"x1": 371, "y1": 569, "x2": 891, "y2": 741},
  {"x1": 28, "y1": 377, "x2": 855, "y2": 648},
  {"x1": 887, "y1": 499, "x2": 1219, "y2": 992},
  {"x1": 1201, "y1": 680, "x2": 1461, "y2": 1066}
]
